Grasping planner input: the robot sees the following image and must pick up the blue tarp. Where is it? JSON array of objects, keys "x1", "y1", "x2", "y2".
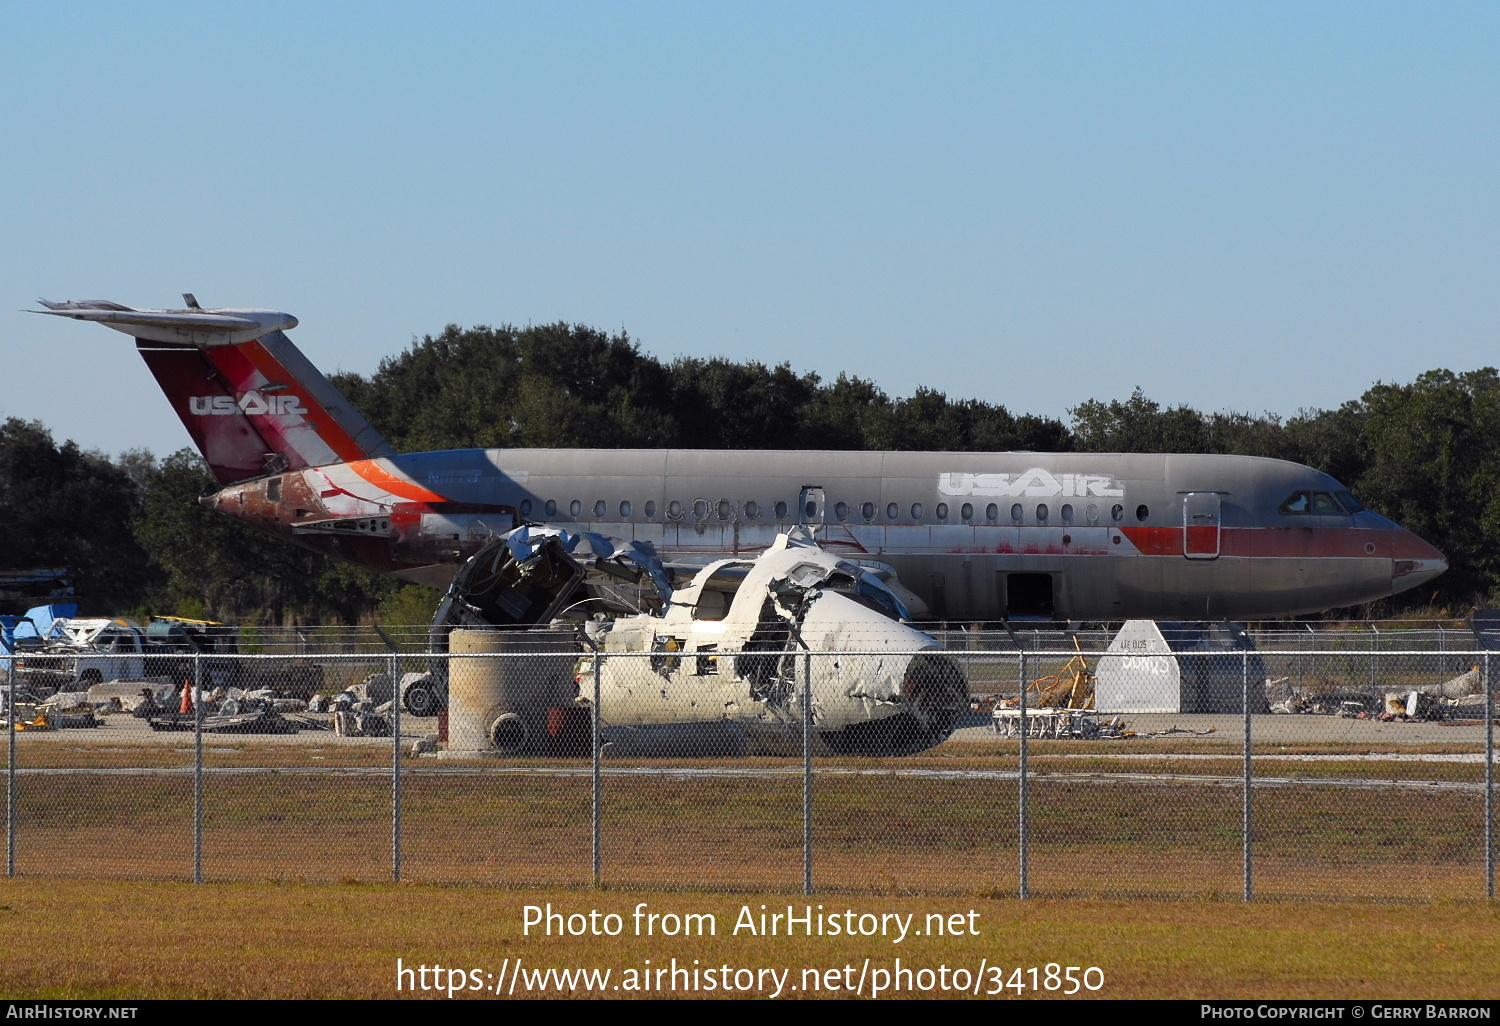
[{"x1": 2, "y1": 604, "x2": 77, "y2": 653}]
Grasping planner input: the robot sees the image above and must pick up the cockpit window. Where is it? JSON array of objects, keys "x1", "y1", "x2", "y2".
[
  {"x1": 1335, "y1": 490, "x2": 1366, "y2": 513},
  {"x1": 1280, "y1": 491, "x2": 1348, "y2": 515},
  {"x1": 820, "y1": 570, "x2": 908, "y2": 621}
]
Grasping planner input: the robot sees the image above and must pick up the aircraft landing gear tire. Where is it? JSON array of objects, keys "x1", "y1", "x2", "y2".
[{"x1": 402, "y1": 681, "x2": 443, "y2": 717}]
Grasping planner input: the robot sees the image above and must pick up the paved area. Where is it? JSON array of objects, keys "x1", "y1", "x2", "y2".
[
  {"x1": 2, "y1": 713, "x2": 425, "y2": 747},
  {"x1": 950, "y1": 711, "x2": 1493, "y2": 744},
  {"x1": 4, "y1": 709, "x2": 1493, "y2": 748}
]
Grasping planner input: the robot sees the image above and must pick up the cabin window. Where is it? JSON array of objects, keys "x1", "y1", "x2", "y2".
[
  {"x1": 520, "y1": 499, "x2": 533, "y2": 517},
  {"x1": 986, "y1": 503, "x2": 999, "y2": 521},
  {"x1": 1036, "y1": 503, "x2": 1049, "y2": 521},
  {"x1": 911, "y1": 502, "x2": 924, "y2": 520},
  {"x1": 544, "y1": 499, "x2": 558, "y2": 518},
  {"x1": 804, "y1": 500, "x2": 818, "y2": 519},
  {"x1": 650, "y1": 636, "x2": 682, "y2": 675},
  {"x1": 1135, "y1": 504, "x2": 1149, "y2": 522},
  {"x1": 861, "y1": 501, "x2": 876, "y2": 521},
  {"x1": 693, "y1": 499, "x2": 709, "y2": 520},
  {"x1": 1086, "y1": 503, "x2": 1099, "y2": 523},
  {"x1": 569, "y1": 500, "x2": 582, "y2": 517},
  {"x1": 935, "y1": 502, "x2": 948, "y2": 520},
  {"x1": 717, "y1": 499, "x2": 734, "y2": 520},
  {"x1": 619, "y1": 500, "x2": 631, "y2": 518},
  {"x1": 593, "y1": 500, "x2": 606, "y2": 517},
  {"x1": 834, "y1": 501, "x2": 849, "y2": 521},
  {"x1": 1061, "y1": 503, "x2": 1074, "y2": 523},
  {"x1": 667, "y1": 500, "x2": 683, "y2": 520},
  {"x1": 961, "y1": 502, "x2": 973, "y2": 521},
  {"x1": 1111, "y1": 503, "x2": 1124, "y2": 521},
  {"x1": 1011, "y1": 503, "x2": 1023, "y2": 522},
  {"x1": 744, "y1": 500, "x2": 760, "y2": 519},
  {"x1": 774, "y1": 500, "x2": 789, "y2": 520},
  {"x1": 695, "y1": 644, "x2": 719, "y2": 675},
  {"x1": 645, "y1": 500, "x2": 657, "y2": 518},
  {"x1": 886, "y1": 502, "x2": 899, "y2": 520}
]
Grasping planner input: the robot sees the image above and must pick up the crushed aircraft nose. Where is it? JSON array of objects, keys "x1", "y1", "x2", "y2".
[{"x1": 425, "y1": 525, "x2": 968, "y2": 756}]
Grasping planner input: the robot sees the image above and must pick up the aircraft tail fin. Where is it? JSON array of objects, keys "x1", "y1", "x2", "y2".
[
  {"x1": 136, "y1": 330, "x2": 395, "y2": 486},
  {"x1": 33, "y1": 299, "x2": 393, "y2": 486}
]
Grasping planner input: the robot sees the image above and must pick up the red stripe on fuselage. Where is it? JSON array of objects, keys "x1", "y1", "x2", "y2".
[{"x1": 1119, "y1": 526, "x2": 1394, "y2": 559}]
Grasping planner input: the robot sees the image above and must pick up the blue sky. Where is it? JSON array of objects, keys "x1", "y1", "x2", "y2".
[{"x1": 3, "y1": 2, "x2": 1496, "y2": 457}]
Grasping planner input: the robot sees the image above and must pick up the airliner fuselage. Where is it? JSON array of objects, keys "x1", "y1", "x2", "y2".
[{"x1": 207, "y1": 446, "x2": 1446, "y2": 621}]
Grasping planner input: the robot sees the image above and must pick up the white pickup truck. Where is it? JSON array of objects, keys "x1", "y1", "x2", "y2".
[{"x1": 18, "y1": 618, "x2": 147, "y2": 686}]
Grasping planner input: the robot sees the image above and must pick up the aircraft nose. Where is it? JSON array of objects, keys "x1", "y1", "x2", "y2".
[{"x1": 1391, "y1": 529, "x2": 1447, "y2": 590}]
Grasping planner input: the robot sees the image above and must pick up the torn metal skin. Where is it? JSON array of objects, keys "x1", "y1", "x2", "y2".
[
  {"x1": 432, "y1": 528, "x2": 972, "y2": 753},
  {"x1": 587, "y1": 528, "x2": 968, "y2": 755}
]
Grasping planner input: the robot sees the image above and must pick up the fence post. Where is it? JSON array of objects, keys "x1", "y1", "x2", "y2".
[
  {"x1": 6, "y1": 653, "x2": 14, "y2": 879},
  {"x1": 1018, "y1": 650, "x2": 1029, "y2": 900},
  {"x1": 193, "y1": 652, "x2": 203, "y2": 885},
  {"x1": 592, "y1": 649, "x2": 601, "y2": 888},
  {"x1": 803, "y1": 648, "x2": 813, "y2": 897},
  {"x1": 1242, "y1": 649, "x2": 1252, "y2": 902},
  {"x1": 1370, "y1": 626, "x2": 1378, "y2": 692},
  {"x1": 1308, "y1": 624, "x2": 1316, "y2": 690},
  {"x1": 391, "y1": 650, "x2": 402, "y2": 884},
  {"x1": 1487, "y1": 651, "x2": 1494, "y2": 901}
]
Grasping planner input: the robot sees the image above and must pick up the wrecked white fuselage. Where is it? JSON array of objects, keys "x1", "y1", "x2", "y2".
[{"x1": 590, "y1": 530, "x2": 969, "y2": 755}]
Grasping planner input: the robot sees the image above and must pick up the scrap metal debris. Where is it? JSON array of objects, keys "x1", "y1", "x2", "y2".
[
  {"x1": 992, "y1": 709, "x2": 1128, "y2": 739},
  {"x1": 1005, "y1": 636, "x2": 1096, "y2": 710}
]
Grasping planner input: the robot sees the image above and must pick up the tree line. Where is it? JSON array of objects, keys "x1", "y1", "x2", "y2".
[{"x1": 2, "y1": 321, "x2": 1495, "y2": 623}]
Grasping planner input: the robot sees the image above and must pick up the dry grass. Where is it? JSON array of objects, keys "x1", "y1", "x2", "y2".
[
  {"x1": 1, "y1": 769, "x2": 1489, "y2": 901},
  {"x1": 0, "y1": 879, "x2": 1495, "y2": 999}
]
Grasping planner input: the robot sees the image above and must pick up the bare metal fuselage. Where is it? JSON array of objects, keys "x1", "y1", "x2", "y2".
[{"x1": 209, "y1": 447, "x2": 1447, "y2": 621}]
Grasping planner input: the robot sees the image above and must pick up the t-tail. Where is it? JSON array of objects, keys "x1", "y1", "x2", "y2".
[{"x1": 33, "y1": 296, "x2": 392, "y2": 484}]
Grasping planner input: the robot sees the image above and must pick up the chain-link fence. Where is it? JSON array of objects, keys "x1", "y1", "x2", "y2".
[
  {"x1": 128, "y1": 621, "x2": 1491, "y2": 657},
  {"x1": 1, "y1": 644, "x2": 1493, "y2": 900}
]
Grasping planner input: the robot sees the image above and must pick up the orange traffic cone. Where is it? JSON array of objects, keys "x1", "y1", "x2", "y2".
[{"x1": 179, "y1": 680, "x2": 193, "y2": 714}]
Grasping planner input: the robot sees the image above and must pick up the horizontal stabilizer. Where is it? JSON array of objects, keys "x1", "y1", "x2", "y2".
[{"x1": 32, "y1": 299, "x2": 297, "y2": 346}]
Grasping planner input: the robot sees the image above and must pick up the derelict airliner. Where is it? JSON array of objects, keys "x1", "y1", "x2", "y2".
[{"x1": 35, "y1": 297, "x2": 1447, "y2": 621}]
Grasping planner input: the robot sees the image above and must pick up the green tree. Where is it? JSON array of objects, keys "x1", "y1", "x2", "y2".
[
  {"x1": 0, "y1": 418, "x2": 155, "y2": 612},
  {"x1": 1344, "y1": 369, "x2": 1500, "y2": 602}
]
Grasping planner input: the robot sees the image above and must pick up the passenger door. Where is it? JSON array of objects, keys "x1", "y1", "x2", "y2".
[{"x1": 1182, "y1": 492, "x2": 1221, "y2": 560}]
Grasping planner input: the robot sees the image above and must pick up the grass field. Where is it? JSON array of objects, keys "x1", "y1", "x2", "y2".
[
  {"x1": 0, "y1": 880, "x2": 1495, "y2": 999},
  {"x1": 0, "y1": 729, "x2": 1495, "y2": 1000},
  {"x1": 2, "y1": 751, "x2": 1490, "y2": 901}
]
